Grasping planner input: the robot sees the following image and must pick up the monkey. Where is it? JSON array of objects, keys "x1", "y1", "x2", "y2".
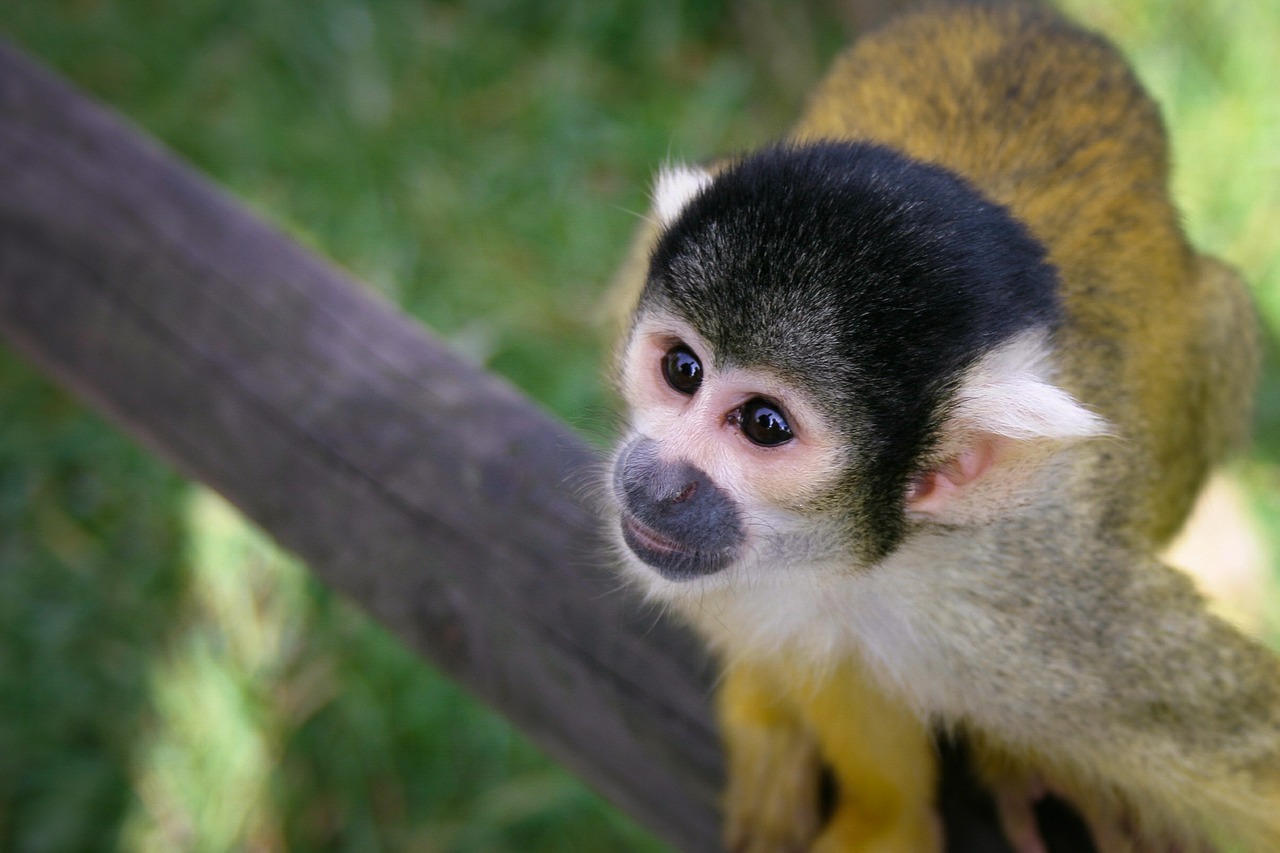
[{"x1": 604, "y1": 5, "x2": 1277, "y2": 852}]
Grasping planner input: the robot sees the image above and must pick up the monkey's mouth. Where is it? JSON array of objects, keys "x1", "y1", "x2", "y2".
[
  {"x1": 619, "y1": 512, "x2": 733, "y2": 580},
  {"x1": 621, "y1": 513, "x2": 686, "y2": 554}
]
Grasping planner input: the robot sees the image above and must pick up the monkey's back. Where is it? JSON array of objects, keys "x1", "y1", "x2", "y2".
[{"x1": 793, "y1": 4, "x2": 1257, "y2": 545}]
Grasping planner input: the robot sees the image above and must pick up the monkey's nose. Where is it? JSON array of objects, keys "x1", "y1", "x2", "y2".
[
  {"x1": 612, "y1": 437, "x2": 744, "y2": 580},
  {"x1": 615, "y1": 437, "x2": 741, "y2": 538},
  {"x1": 628, "y1": 453, "x2": 711, "y2": 514},
  {"x1": 672, "y1": 481, "x2": 697, "y2": 503}
]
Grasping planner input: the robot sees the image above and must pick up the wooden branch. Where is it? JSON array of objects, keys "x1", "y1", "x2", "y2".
[
  {"x1": 0, "y1": 38, "x2": 722, "y2": 851},
  {"x1": 0, "y1": 38, "x2": 1086, "y2": 853}
]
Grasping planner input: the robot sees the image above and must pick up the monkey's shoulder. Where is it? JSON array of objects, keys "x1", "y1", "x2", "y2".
[{"x1": 794, "y1": 5, "x2": 1168, "y2": 210}]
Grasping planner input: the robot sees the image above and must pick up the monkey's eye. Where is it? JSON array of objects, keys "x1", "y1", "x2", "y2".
[
  {"x1": 739, "y1": 398, "x2": 793, "y2": 446},
  {"x1": 662, "y1": 344, "x2": 703, "y2": 395}
]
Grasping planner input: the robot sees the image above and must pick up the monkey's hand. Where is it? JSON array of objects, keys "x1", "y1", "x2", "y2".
[
  {"x1": 987, "y1": 770, "x2": 1216, "y2": 853},
  {"x1": 805, "y1": 659, "x2": 941, "y2": 853},
  {"x1": 719, "y1": 663, "x2": 824, "y2": 853},
  {"x1": 718, "y1": 657, "x2": 941, "y2": 852}
]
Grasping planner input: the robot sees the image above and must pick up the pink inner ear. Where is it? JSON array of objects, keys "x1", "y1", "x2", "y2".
[{"x1": 906, "y1": 436, "x2": 1002, "y2": 514}]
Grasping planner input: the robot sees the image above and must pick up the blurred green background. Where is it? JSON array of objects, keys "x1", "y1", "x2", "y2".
[{"x1": 0, "y1": 1, "x2": 1276, "y2": 851}]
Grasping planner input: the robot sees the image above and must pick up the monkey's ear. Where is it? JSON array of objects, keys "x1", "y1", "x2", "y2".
[
  {"x1": 652, "y1": 163, "x2": 714, "y2": 228},
  {"x1": 908, "y1": 331, "x2": 1108, "y2": 517},
  {"x1": 948, "y1": 331, "x2": 1109, "y2": 443}
]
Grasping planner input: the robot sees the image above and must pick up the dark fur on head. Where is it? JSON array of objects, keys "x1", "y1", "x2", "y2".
[{"x1": 642, "y1": 142, "x2": 1061, "y2": 558}]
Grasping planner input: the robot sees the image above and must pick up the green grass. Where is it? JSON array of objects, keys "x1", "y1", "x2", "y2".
[{"x1": 0, "y1": 1, "x2": 1277, "y2": 851}]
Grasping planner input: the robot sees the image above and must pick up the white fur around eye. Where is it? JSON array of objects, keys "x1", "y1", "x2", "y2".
[{"x1": 652, "y1": 163, "x2": 714, "y2": 228}]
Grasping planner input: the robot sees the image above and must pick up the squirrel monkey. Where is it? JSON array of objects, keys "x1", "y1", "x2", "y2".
[{"x1": 606, "y1": 5, "x2": 1276, "y2": 852}]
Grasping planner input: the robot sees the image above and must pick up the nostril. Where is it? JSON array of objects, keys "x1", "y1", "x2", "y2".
[{"x1": 672, "y1": 481, "x2": 697, "y2": 504}]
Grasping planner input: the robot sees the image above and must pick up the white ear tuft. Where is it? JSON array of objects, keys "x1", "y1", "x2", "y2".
[
  {"x1": 652, "y1": 163, "x2": 714, "y2": 228},
  {"x1": 952, "y1": 331, "x2": 1109, "y2": 442}
]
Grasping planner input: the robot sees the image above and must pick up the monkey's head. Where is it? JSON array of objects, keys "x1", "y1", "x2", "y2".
[{"x1": 610, "y1": 142, "x2": 1106, "y2": 599}]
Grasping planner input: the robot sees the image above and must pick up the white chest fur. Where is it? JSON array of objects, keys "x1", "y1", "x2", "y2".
[{"x1": 682, "y1": 553, "x2": 972, "y2": 718}]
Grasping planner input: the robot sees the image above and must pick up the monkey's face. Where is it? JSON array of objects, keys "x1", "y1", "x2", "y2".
[
  {"x1": 611, "y1": 310, "x2": 854, "y2": 590},
  {"x1": 608, "y1": 143, "x2": 1104, "y2": 603}
]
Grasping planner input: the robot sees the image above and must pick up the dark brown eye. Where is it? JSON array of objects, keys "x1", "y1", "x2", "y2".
[
  {"x1": 662, "y1": 345, "x2": 702, "y2": 395},
  {"x1": 740, "y1": 398, "x2": 793, "y2": 446}
]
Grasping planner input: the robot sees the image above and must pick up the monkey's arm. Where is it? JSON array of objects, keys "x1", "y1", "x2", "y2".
[
  {"x1": 719, "y1": 656, "x2": 939, "y2": 853},
  {"x1": 1115, "y1": 556, "x2": 1280, "y2": 850},
  {"x1": 969, "y1": 551, "x2": 1280, "y2": 851},
  {"x1": 801, "y1": 657, "x2": 940, "y2": 853},
  {"x1": 717, "y1": 661, "x2": 826, "y2": 853}
]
